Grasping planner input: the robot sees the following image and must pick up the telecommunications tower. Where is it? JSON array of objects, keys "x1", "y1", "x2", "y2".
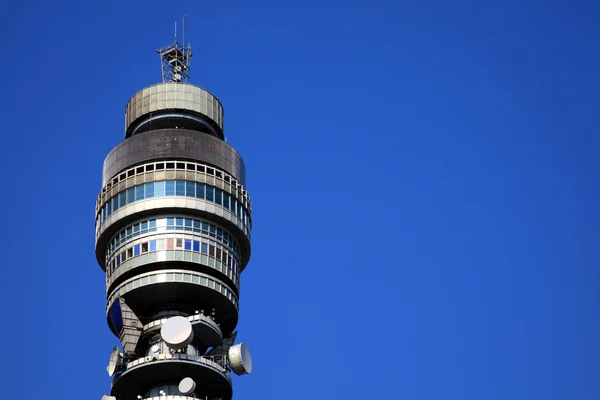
[{"x1": 95, "y1": 22, "x2": 253, "y2": 400}]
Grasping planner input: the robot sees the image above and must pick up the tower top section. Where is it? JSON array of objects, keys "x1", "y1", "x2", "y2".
[{"x1": 157, "y1": 17, "x2": 192, "y2": 83}]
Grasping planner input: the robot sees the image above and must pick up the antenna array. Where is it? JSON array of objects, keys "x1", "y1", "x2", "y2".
[{"x1": 157, "y1": 16, "x2": 192, "y2": 83}]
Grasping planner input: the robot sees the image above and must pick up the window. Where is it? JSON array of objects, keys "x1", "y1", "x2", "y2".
[
  {"x1": 145, "y1": 182, "x2": 154, "y2": 198},
  {"x1": 135, "y1": 185, "x2": 144, "y2": 201},
  {"x1": 146, "y1": 164, "x2": 154, "y2": 171},
  {"x1": 186, "y1": 181, "x2": 195, "y2": 197},
  {"x1": 196, "y1": 183, "x2": 205, "y2": 199},
  {"x1": 176, "y1": 239, "x2": 183, "y2": 248},
  {"x1": 175, "y1": 181, "x2": 185, "y2": 196},
  {"x1": 126, "y1": 188, "x2": 135, "y2": 204},
  {"x1": 149, "y1": 240, "x2": 156, "y2": 251},
  {"x1": 201, "y1": 243, "x2": 208, "y2": 254},
  {"x1": 185, "y1": 240, "x2": 192, "y2": 250},
  {"x1": 156, "y1": 163, "x2": 164, "y2": 170},
  {"x1": 193, "y1": 241, "x2": 200, "y2": 252},
  {"x1": 166, "y1": 162, "x2": 175, "y2": 169},
  {"x1": 165, "y1": 181, "x2": 175, "y2": 196},
  {"x1": 206, "y1": 186, "x2": 214, "y2": 202},
  {"x1": 155, "y1": 181, "x2": 165, "y2": 196},
  {"x1": 177, "y1": 162, "x2": 185, "y2": 169},
  {"x1": 141, "y1": 242, "x2": 148, "y2": 253},
  {"x1": 215, "y1": 188, "x2": 223, "y2": 205},
  {"x1": 134, "y1": 244, "x2": 140, "y2": 256}
]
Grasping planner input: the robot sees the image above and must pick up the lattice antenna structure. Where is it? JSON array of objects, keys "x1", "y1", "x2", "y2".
[{"x1": 157, "y1": 17, "x2": 192, "y2": 83}]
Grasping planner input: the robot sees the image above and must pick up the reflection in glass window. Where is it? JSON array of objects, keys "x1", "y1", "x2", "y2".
[
  {"x1": 196, "y1": 183, "x2": 205, "y2": 199},
  {"x1": 135, "y1": 185, "x2": 144, "y2": 201},
  {"x1": 127, "y1": 188, "x2": 135, "y2": 204},
  {"x1": 185, "y1": 240, "x2": 192, "y2": 250},
  {"x1": 201, "y1": 243, "x2": 208, "y2": 254},
  {"x1": 145, "y1": 182, "x2": 154, "y2": 198},
  {"x1": 186, "y1": 181, "x2": 195, "y2": 197},
  {"x1": 149, "y1": 240, "x2": 156, "y2": 251},
  {"x1": 215, "y1": 188, "x2": 223, "y2": 205},
  {"x1": 176, "y1": 181, "x2": 185, "y2": 196},
  {"x1": 193, "y1": 241, "x2": 200, "y2": 252},
  {"x1": 165, "y1": 181, "x2": 175, "y2": 196},
  {"x1": 155, "y1": 181, "x2": 165, "y2": 197}
]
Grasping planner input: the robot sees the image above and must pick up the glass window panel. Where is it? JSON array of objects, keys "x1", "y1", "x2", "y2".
[
  {"x1": 141, "y1": 242, "x2": 148, "y2": 253},
  {"x1": 149, "y1": 219, "x2": 157, "y2": 229},
  {"x1": 135, "y1": 185, "x2": 144, "y2": 201},
  {"x1": 141, "y1": 221, "x2": 148, "y2": 231},
  {"x1": 149, "y1": 240, "x2": 156, "y2": 251},
  {"x1": 223, "y1": 193, "x2": 230, "y2": 209},
  {"x1": 134, "y1": 244, "x2": 140, "y2": 256},
  {"x1": 196, "y1": 183, "x2": 205, "y2": 199},
  {"x1": 184, "y1": 219, "x2": 193, "y2": 228},
  {"x1": 133, "y1": 224, "x2": 140, "y2": 233},
  {"x1": 112, "y1": 197, "x2": 119, "y2": 212},
  {"x1": 184, "y1": 240, "x2": 192, "y2": 250},
  {"x1": 155, "y1": 181, "x2": 165, "y2": 196},
  {"x1": 176, "y1": 181, "x2": 185, "y2": 196},
  {"x1": 215, "y1": 188, "x2": 223, "y2": 205},
  {"x1": 165, "y1": 181, "x2": 175, "y2": 196},
  {"x1": 145, "y1": 182, "x2": 154, "y2": 198},
  {"x1": 107, "y1": 201, "x2": 112, "y2": 215},
  {"x1": 167, "y1": 217, "x2": 175, "y2": 227},
  {"x1": 116, "y1": 255, "x2": 121, "y2": 266},
  {"x1": 186, "y1": 181, "x2": 195, "y2": 197},
  {"x1": 206, "y1": 186, "x2": 214, "y2": 202},
  {"x1": 126, "y1": 188, "x2": 135, "y2": 204},
  {"x1": 201, "y1": 243, "x2": 208, "y2": 254},
  {"x1": 119, "y1": 192, "x2": 126, "y2": 208},
  {"x1": 209, "y1": 225, "x2": 216, "y2": 237},
  {"x1": 193, "y1": 241, "x2": 200, "y2": 252}
]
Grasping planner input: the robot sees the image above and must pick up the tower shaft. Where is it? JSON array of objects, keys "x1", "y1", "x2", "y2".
[{"x1": 95, "y1": 43, "x2": 253, "y2": 400}]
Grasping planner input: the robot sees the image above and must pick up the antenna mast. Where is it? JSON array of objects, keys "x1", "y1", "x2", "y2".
[{"x1": 157, "y1": 15, "x2": 192, "y2": 83}]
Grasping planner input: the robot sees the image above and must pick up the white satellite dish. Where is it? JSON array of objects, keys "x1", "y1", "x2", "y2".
[
  {"x1": 107, "y1": 346, "x2": 123, "y2": 377},
  {"x1": 178, "y1": 377, "x2": 196, "y2": 395},
  {"x1": 228, "y1": 342, "x2": 252, "y2": 375},
  {"x1": 161, "y1": 316, "x2": 194, "y2": 350}
]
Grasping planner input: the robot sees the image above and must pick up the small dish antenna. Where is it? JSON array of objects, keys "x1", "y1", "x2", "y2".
[
  {"x1": 107, "y1": 346, "x2": 124, "y2": 377},
  {"x1": 178, "y1": 377, "x2": 196, "y2": 395},
  {"x1": 228, "y1": 342, "x2": 252, "y2": 375},
  {"x1": 160, "y1": 316, "x2": 194, "y2": 350}
]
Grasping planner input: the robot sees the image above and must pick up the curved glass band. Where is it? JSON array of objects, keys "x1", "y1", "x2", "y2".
[
  {"x1": 97, "y1": 180, "x2": 251, "y2": 229},
  {"x1": 106, "y1": 217, "x2": 241, "y2": 261}
]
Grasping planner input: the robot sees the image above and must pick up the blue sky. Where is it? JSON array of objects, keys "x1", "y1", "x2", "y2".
[{"x1": 1, "y1": 0, "x2": 599, "y2": 399}]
